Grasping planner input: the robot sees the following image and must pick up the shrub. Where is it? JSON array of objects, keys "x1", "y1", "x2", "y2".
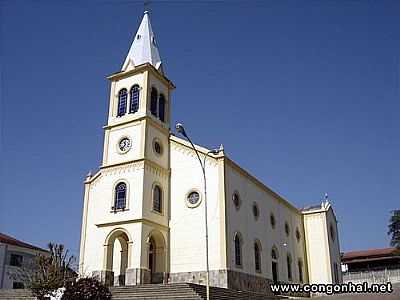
[{"x1": 62, "y1": 277, "x2": 111, "y2": 300}]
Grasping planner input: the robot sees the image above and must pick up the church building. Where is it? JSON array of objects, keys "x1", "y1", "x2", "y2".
[{"x1": 78, "y1": 11, "x2": 342, "y2": 294}]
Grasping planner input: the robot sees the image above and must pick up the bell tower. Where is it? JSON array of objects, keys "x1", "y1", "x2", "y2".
[
  {"x1": 102, "y1": 11, "x2": 175, "y2": 168},
  {"x1": 80, "y1": 11, "x2": 174, "y2": 286}
]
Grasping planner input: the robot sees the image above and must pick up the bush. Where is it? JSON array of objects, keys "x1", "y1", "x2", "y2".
[{"x1": 62, "y1": 277, "x2": 111, "y2": 300}]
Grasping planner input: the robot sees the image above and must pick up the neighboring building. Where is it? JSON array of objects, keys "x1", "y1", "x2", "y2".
[
  {"x1": 78, "y1": 11, "x2": 342, "y2": 294},
  {"x1": 342, "y1": 248, "x2": 400, "y2": 284},
  {"x1": 0, "y1": 233, "x2": 47, "y2": 289}
]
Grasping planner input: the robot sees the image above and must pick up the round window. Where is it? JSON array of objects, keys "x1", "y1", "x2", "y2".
[
  {"x1": 252, "y1": 203, "x2": 259, "y2": 220},
  {"x1": 186, "y1": 191, "x2": 201, "y2": 208},
  {"x1": 232, "y1": 192, "x2": 240, "y2": 210}
]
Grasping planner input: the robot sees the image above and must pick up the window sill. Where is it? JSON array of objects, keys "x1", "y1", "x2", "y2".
[
  {"x1": 110, "y1": 208, "x2": 129, "y2": 213},
  {"x1": 151, "y1": 209, "x2": 164, "y2": 216}
]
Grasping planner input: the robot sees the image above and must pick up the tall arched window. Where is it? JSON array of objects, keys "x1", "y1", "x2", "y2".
[
  {"x1": 153, "y1": 185, "x2": 162, "y2": 213},
  {"x1": 117, "y1": 89, "x2": 128, "y2": 117},
  {"x1": 234, "y1": 233, "x2": 242, "y2": 267},
  {"x1": 129, "y1": 85, "x2": 140, "y2": 113},
  {"x1": 114, "y1": 182, "x2": 127, "y2": 210},
  {"x1": 287, "y1": 254, "x2": 292, "y2": 281},
  {"x1": 150, "y1": 87, "x2": 158, "y2": 117},
  {"x1": 158, "y1": 94, "x2": 166, "y2": 122},
  {"x1": 271, "y1": 247, "x2": 279, "y2": 283},
  {"x1": 254, "y1": 241, "x2": 261, "y2": 272}
]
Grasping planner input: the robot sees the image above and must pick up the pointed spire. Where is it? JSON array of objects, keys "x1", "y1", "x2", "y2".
[{"x1": 122, "y1": 11, "x2": 163, "y2": 74}]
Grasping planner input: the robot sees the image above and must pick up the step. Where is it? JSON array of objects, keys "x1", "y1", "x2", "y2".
[
  {"x1": 0, "y1": 283, "x2": 281, "y2": 300},
  {"x1": 110, "y1": 283, "x2": 280, "y2": 300},
  {"x1": 0, "y1": 289, "x2": 35, "y2": 300}
]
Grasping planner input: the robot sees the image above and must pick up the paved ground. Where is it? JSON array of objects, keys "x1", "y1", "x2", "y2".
[{"x1": 313, "y1": 283, "x2": 400, "y2": 300}]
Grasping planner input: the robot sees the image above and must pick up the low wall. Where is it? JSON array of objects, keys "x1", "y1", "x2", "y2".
[{"x1": 343, "y1": 268, "x2": 400, "y2": 284}]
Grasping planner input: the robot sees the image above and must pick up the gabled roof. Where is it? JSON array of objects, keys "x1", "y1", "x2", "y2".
[
  {"x1": 121, "y1": 11, "x2": 163, "y2": 74},
  {"x1": 0, "y1": 232, "x2": 47, "y2": 252}
]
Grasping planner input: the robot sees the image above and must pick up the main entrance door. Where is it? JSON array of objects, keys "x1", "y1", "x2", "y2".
[
  {"x1": 148, "y1": 237, "x2": 156, "y2": 283},
  {"x1": 147, "y1": 231, "x2": 166, "y2": 284}
]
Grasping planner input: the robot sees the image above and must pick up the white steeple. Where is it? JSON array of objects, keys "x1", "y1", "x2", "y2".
[{"x1": 122, "y1": 11, "x2": 163, "y2": 74}]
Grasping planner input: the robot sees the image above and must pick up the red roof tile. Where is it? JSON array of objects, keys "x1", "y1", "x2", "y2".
[
  {"x1": 0, "y1": 232, "x2": 47, "y2": 252},
  {"x1": 342, "y1": 247, "x2": 398, "y2": 261}
]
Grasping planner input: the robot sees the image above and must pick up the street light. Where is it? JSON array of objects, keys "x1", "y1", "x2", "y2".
[{"x1": 175, "y1": 122, "x2": 222, "y2": 300}]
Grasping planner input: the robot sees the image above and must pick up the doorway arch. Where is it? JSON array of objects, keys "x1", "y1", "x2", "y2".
[{"x1": 104, "y1": 229, "x2": 131, "y2": 286}]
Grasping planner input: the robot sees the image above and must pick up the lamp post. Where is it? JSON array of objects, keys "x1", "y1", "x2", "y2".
[{"x1": 175, "y1": 123, "x2": 221, "y2": 300}]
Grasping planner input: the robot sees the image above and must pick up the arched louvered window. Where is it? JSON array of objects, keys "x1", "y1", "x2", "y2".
[
  {"x1": 129, "y1": 85, "x2": 140, "y2": 113},
  {"x1": 117, "y1": 89, "x2": 128, "y2": 117},
  {"x1": 158, "y1": 94, "x2": 166, "y2": 122},
  {"x1": 153, "y1": 185, "x2": 162, "y2": 213},
  {"x1": 234, "y1": 233, "x2": 242, "y2": 266},
  {"x1": 114, "y1": 182, "x2": 127, "y2": 210},
  {"x1": 254, "y1": 241, "x2": 261, "y2": 272},
  {"x1": 150, "y1": 87, "x2": 158, "y2": 117}
]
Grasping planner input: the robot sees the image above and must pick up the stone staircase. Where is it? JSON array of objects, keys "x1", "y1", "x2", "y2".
[
  {"x1": 0, "y1": 283, "x2": 282, "y2": 300},
  {"x1": 111, "y1": 283, "x2": 282, "y2": 300},
  {"x1": 0, "y1": 289, "x2": 35, "y2": 300}
]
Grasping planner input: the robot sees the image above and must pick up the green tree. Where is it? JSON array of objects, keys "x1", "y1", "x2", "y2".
[{"x1": 388, "y1": 210, "x2": 400, "y2": 250}]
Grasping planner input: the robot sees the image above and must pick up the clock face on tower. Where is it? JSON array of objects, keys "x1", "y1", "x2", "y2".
[{"x1": 118, "y1": 137, "x2": 131, "y2": 153}]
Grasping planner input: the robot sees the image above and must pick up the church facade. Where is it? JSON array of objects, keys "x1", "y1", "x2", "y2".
[{"x1": 78, "y1": 11, "x2": 342, "y2": 294}]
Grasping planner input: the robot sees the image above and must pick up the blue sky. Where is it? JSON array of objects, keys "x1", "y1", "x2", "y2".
[{"x1": 1, "y1": 0, "x2": 399, "y2": 257}]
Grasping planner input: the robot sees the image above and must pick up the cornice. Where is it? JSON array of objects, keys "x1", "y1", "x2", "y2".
[
  {"x1": 100, "y1": 158, "x2": 168, "y2": 177},
  {"x1": 103, "y1": 115, "x2": 170, "y2": 134},
  {"x1": 170, "y1": 135, "x2": 224, "y2": 159},
  {"x1": 96, "y1": 218, "x2": 169, "y2": 231},
  {"x1": 107, "y1": 63, "x2": 175, "y2": 90}
]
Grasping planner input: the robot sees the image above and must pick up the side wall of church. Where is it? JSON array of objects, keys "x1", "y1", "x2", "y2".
[{"x1": 224, "y1": 159, "x2": 308, "y2": 292}]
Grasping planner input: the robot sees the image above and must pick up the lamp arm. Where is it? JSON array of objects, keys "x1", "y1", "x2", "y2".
[{"x1": 184, "y1": 134, "x2": 206, "y2": 175}]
